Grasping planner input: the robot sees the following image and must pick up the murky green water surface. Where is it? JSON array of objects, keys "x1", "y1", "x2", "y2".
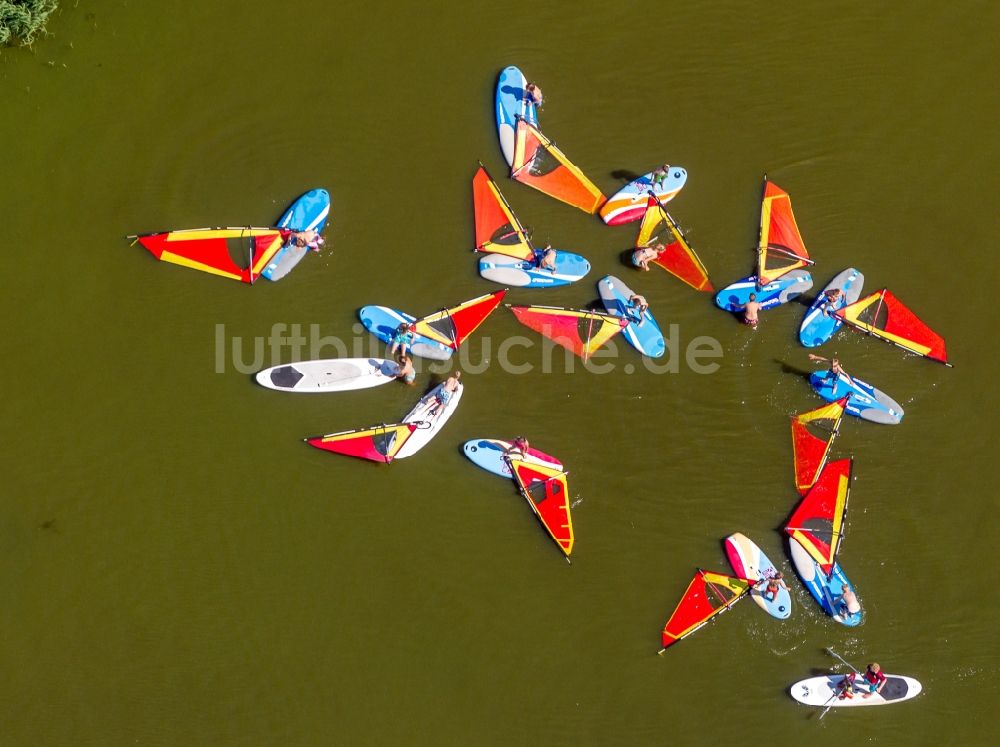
[{"x1": 2, "y1": 1, "x2": 997, "y2": 744}]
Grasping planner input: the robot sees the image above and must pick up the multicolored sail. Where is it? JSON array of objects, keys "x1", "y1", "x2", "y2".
[
  {"x1": 510, "y1": 118, "x2": 606, "y2": 214},
  {"x1": 785, "y1": 458, "x2": 852, "y2": 576},
  {"x1": 473, "y1": 164, "x2": 534, "y2": 260},
  {"x1": 635, "y1": 194, "x2": 713, "y2": 291},
  {"x1": 659, "y1": 570, "x2": 750, "y2": 652},
  {"x1": 508, "y1": 305, "x2": 627, "y2": 360},
  {"x1": 791, "y1": 398, "x2": 848, "y2": 496},
  {"x1": 509, "y1": 458, "x2": 574, "y2": 557},
  {"x1": 413, "y1": 290, "x2": 507, "y2": 350},
  {"x1": 133, "y1": 227, "x2": 287, "y2": 283},
  {"x1": 306, "y1": 423, "x2": 419, "y2": 464},
  {"x1": 832, "y1": 289, "x2": 950, "y2": 365},
  {"x1": 757, "y1": 179, "x2": 811, "y2": 285}
]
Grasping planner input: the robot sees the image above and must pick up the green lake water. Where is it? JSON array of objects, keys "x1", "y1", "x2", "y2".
[{"x1": 2, "y1": 1, "x2": 998, "y2": 744}]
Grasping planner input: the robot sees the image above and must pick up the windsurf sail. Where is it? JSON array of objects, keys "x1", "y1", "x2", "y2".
[
  {"x1": 791, "y1": 398, "x2": 848, "y2": 496},
  {"x1": 636, "y1": 193, "x2": 713, "y2": 291},
  {"x1": 473, "y1": 164, "x2": 534, "y2": 260},
  {"x1": 509, "y1": 457, "x2": 574, "y2": 557},
  {"x1": 133, "y1": 227, "x2": 287, "y2": 283},
  {"x1": 757, "y1": 179, "x2": 812, "y2": 285},
  {"x1": 306, "y1": 423, "x2": 418, "y2": 464},
  {"x1": 832, "y1": 289, "x2": 950, "y2": 365},
  {"x1": 412, "y1": 290, "x2": 507, "y2": 350},
  {"x1": 508, "y1": 305, "x2": 627, "y2": 360},
  {"x1": 784, "y1": 458, "x2": 852, "y2": 576},
  {"x1": 510, "y1": 118, "x2": 606, "y2": 214},
  {"x1": 659, "y1": 569, "x2": 750, "y2": 651}
]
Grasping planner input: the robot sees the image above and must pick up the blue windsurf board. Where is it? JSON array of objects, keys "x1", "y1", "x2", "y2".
[
  {"x1": 495, "y1": 66, "x2": 539, "y2": 166},
  {"x1": 358, "y1": 306, "x2": 453, "y2": 361},
  {"x1": 261, "y1": 188, "x2": 331, "y2": 281},
  {"x1": 799, "y1": 268, "x2": 865, "y2": 347},
  {"x1": 715, "y1": 269, "x2": 813, "y2": 312},
  {"x1": 479, "y1": 249, "x2": 589, "y2": 288},
  {"x1": 597, "y1": 274, "x2": 665, "y2": 358},
  {"x1": 810, "y1": 370, "x2": 903, "y2": 425},
  {"x1": 789, "y1": 536, "x2": 863, "y2": 627}
]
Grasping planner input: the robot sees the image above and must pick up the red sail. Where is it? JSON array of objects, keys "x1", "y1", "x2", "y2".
[
  {"x1": 791, "y1": 398, "x2": 848, "y2": 496},
  {"x1": 637, "y1": 195, "x2": 713, "y2": 291},
  {"x1": 414, "y1": 290, "x2": 507, "y2": 349},
  {"x1": 306, "y1": 423, "x2": 418, "y2": 463},
  {"x1": 834, "y1": 289, "x2": 949, "y2": 364},
  {"x1": 785, "y1": 459, "x2": 852, "y2": 575},
  {"x1": 510, "y1": 458, "x2": 574, "y2": 556},
  {"x1": 472, "y1": 164, "x2": 534, "y2": 260},
  {"x1": 135, "y1": 227, "x2": 287, "y2": 283},
  {"x1": 510, "y1": 119, "x2": 606, "y2": 214},
  {"x1": 660, "y1": 570, "x2": 750, "y2": 650},
  {"x1": 757, "y1": 179, "x2": 810, "y2": 284},
  {"x1": 508, "y1": 305, "x2": 627, "y2": 360}
]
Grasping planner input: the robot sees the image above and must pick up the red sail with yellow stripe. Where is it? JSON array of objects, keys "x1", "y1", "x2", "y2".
[
  {"x1": 659, "y1": 570, "x2": 750, "y2": 651},
  {"x1": 413, "y1": 290, "x2": 507, "y2": 350},
  {"x1": 833, "y1": 289, "x2": 949, "y2": 365},
  {"x1": 472, "y1": 164, "x2": 534, "y2": 260},
  {"x1": 791, "y1": 398, "x2": 848, "y2": 496},
  {"x1": 757, "y1": 179, "x2": 811, "y2": 285},
  {"x1": 785, "y1": 458, "x2": 853, "y2": 575},
  {"x1": 508, "y1": 305, "x2": 627, "y2": 360},
  {"x1": 510, "y1": 118, "x2": 606, "y2": 214},
  {"x1": 510, "y1": 458, "x2": 574, "y2": 557},
  {"x1": 306, "y1": 423, "x2": 418, "y2": 464},
  {"x1": 134, "y1": 227, "x2": 287, "y2": 283},
  {"x1": 636, "y1": 194, "x2": 713, "y2": 291}
]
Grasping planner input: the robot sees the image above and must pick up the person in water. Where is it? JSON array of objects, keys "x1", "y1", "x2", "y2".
[
  {"x1": 627, "y1": 293, "x2": 648, "y2": 325},
  {"x1": 632, "y1": 242, "x2": 663, "y2": 271},
  {"x1": 505, "y1": 436, "x2": 530, "y2": 457},
  {"x1": 389, "y1": 323, "x2": 416, "y2": 358},
  {"x1": 836, "y1": 583, "x2": 861, "y2": 617},
  {"x1": 428, "y1": 371, "x2": 461, "y2": 417},
  {"x1": 289, "y1": 229, "x2": 325, "y2": 251},
  {"x1": 650, "y1": 163, "x2": 672, "y2": 190},
  {"x1": 861, "y1": 663, "x2": 887, "y2": 699},
  {"x1": 524, "y1": 82, "x2": 543, "y2": 106},
  {"x1": 395, "y1": 352, "x2": 416, "y2": 386},
  {"x1": 740, "y1": 293, "x2": 760, "y2": 329},
  {"x1": 808, "y1": 353, "x2": 850, "y2": 382},
  {"x1": 538, "y1": 244, "x2": 558, "y2": 273},
  {"x1": 758, "y1": 571, "x2": 788, "y2": 602}
]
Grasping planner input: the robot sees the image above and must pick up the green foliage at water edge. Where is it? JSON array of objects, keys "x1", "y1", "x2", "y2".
[{"x1": 0, "y1": 0, "x2": 59, "y2": 46}]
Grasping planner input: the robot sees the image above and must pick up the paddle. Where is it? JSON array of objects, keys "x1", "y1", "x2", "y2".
[{"x1": 826, "y1": 647, "x2": 860, "y2": 674}]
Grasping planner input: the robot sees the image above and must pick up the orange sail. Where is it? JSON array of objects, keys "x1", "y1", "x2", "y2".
[
  {"x1": 791, "y1": 398, "x2": 848, "y2": 496},
  {"x1": 636, "y1": 194, "x2": 713, "y2": 291},
  {"x1": 785, "y1": 459, "x2": 852, "y2": 575},
  {"x1": 833, "y1": 289, "x2": 950, "y2": 365},
  {"x1": 413, "y1": 290, "x2": 507, "y2": 350},
  {"x1": 508, "y1": 305, "x2": 627, "y2": 360},
  {"x1": 472, "y1": 164, "x2": 534, "y2": 260},
  {"x1": 659, "y1": 570, "x2": 749, "y2": 652},
  {"x1": 135, "y1": 227, "x2": 287, "y2": 283},
  {"x1": 510, "y1": 118, "x2": 606, "y2": 214},
  {"x1": 757, "y1": 179, "x2": 811, "y2": 284},
  {"x1": 510, "y1": 458, "x2": 574, "y2": 557}
]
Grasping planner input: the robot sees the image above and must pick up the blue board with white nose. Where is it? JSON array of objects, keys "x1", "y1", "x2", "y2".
[{"x1": 599, "y1": 166, "x2": 688, "y2": 225}]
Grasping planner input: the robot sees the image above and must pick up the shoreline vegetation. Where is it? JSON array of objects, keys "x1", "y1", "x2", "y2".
[{"x1": 1, "y1": 0, "x2": 58, "y2": 46}]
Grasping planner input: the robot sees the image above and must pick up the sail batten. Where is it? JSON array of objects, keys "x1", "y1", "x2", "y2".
[
  {"x1": 510, "y1": 118, "x2": 606, "y2": 214},
  {"x1": 833, "y1": 289, "x2": 949, "y2": 364},
  {"x1": 757, "y1": 179, "x2": 811, "y2": 284},
  {"x1": 659, "y1": 570, "x2": 750, "y2": 651},
  {"x1": 636, "y1": 194, "x2": 713, "y2": 291}
]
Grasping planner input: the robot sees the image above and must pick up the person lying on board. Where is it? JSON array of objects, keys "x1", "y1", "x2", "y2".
[
  {"x1": 808, "y1": 353, "x2": 852, "y2": 384},
  {"x1": 757, "y1": 571, "x2": 788, "y2": 601},
  {"x1": 427, "y1": 372, "x2": 461, "y2": 417},
  {"x1": 627, "y1": 294, "x2": 648, "y2": 325},
  {"x1": 289, "y1": 229, "x2": 325, "y2": 252},
  {"x1": 537, "y1": 245, "x2": 558, "y2": 273},
  {"x1": 861, "y1": 663, "x2": 887, "y2": 699},
  {"x1": 739, "y1": 294, "x2": 760, "y2": 329},
  {"x1": 524, "y1": 82, "x2": 543, "y2": 107},
  {"x1": 836, "y1": 583, "x2": 861, "y2": 617},
  {"x1": 395, "y1": 352, "x2": 416, "y2": 386},
  {"x1": 505, "y1": 436, "x2": 530, "y2": 457},
  {"x1": 389, "y1": 323, "x2": 416, "y2": 358},
  {"x1": 631, "y1": 242, "x2": 663, "y2": 271}
]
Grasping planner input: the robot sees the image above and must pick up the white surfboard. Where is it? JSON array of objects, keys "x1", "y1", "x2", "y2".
[
  {"x1": 790, "y1": 674, "x2": 923, "y2": 707},
  {"x1": 394, "y1": 382, "x2": 464, "y2": 459},
  {"x1": 255, "y1": 358, "x2": 399, "y2": 392}
]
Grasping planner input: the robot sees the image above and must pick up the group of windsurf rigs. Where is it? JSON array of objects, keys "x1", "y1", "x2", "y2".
[{"x1": 129, "y1": 66, "x2": 950, "y2": 712}]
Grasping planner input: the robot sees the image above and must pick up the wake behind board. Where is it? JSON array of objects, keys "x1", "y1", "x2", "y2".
[
  {"x1": 799, "y1": 268, "x2": 865, "y2": 347},
  {"x1": 496, "y1": 66, "x2": 539, "y2": 166},
  {"x1": 261, "y1": 188, "x2": 331, "y2": 281},
  {"x1": 788, "y1": 537, "x2": 863, "y2": 627},
  {"x1": 479, "y1": 249, "x2": 590, "y2": 288},
  {"x1": 599, "y1": 166, "x2": 688, "y2": 225},
  {"x1": 790, "y1": 674, "x2": 922, "y2": 708},
  {"x1": 462, "y1": 438, "x2": 563, "y2": 479},
  {"x1": 359, "y1": 306, "x2": 453, "y2": 361},
  {"x1": 255, "y1": 358, "x2": 398, "y2": 393},
  {"x1": 715, "y1": 270, "x2": 814, "y2": 312},
  {"x1": 724, "y1": 533, "x2": 792, "y2": 619},
  {"x1": 597, "y1": 274, "x2": 665, "y2": 358},
  {"x1": 395, "y1": 383, "x2": 464, "y2": 459},
  {"x1": 810, "y1": 370, "x2": 903, "y2": 425}
]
